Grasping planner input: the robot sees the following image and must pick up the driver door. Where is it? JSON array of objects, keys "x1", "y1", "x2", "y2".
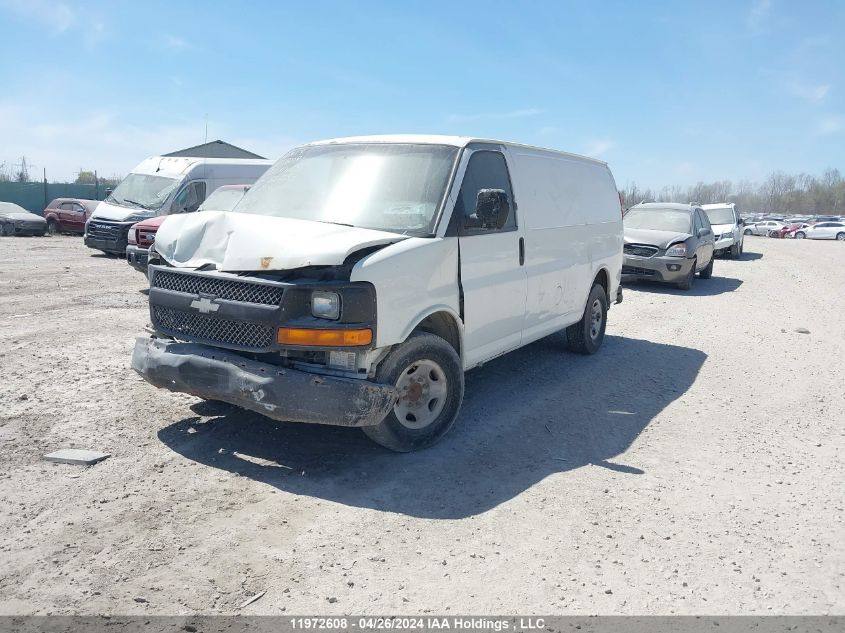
[{"x1": 453, "y1": 148, "x2": 527, "y2": 368}]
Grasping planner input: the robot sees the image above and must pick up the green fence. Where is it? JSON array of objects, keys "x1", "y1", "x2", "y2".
[{"x1": 0, "y1": 181, "x2": 111, "y2": 214}]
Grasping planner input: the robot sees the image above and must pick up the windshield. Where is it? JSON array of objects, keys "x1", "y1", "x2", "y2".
[
  {"x1": 624, "y1": 207, "x2": 692, "y2": 233},
  {"x1": 108, "y1": 173, "x2": 180, "y2": 211},
  {"x1": 198, "y1": 187, "x2": 248, "y2": 212},
  {"x1": 704, "y1": 207, "x2": 735, "y2": 225},
  {"x1": 234, "y1": 143, "x2": 460, "y2": 235}
]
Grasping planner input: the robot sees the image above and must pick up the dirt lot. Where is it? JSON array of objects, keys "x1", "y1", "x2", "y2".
[{"x1": 0, "y1": 234, "x2": 842, "y2": 615}]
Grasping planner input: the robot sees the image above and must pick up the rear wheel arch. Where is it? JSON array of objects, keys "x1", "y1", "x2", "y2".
[{"x1": 592, "y1": 267, "x2": 610, "y2": 304}]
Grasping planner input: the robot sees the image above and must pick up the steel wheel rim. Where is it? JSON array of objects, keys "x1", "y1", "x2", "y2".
[
  {"x1": 394, "y1": 359, "x2": 448, "y2": 430},
  {"x1": 589, "y1": 298, "x2": 603, "y2": 340}
]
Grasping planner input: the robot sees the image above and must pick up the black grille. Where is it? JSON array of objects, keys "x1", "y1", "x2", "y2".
[
  {"x1": 623, "y1": 244, "x2": 659, "y2": 257},
  {"x1": 152, "y1": 270, "x2": 284, "y2": 306},
  {"x1": 622, "y1": 265, "x2": 656, "y2": 276},
  {"x1": 87, "y1": 221, "x2": 121, "y2": 240},
  {"x1": 153, "y1": 305, "x2": 275, "y2": 349}
]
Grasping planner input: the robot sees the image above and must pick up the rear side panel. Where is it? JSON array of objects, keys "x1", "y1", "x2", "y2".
[{"x1": 505, "y1": 147, "x2": 622, "y2": 344}]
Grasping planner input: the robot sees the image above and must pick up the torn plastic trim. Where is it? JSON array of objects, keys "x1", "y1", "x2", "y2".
[{"x1": 131, "y1": 337, "x2": 397, "y2": 427}]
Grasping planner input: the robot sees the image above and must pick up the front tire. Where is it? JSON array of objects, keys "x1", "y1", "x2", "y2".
[
  {"x1": 699, "y1": 254, "x2": 714, "y2": 279},
  {"x1": 47, "y1": 220, "x2": 59, "y2": 236},
  {"x1": 730, "y1": 243, "x2": 740, "y2": 259},
  {"x1": 565, "y1": 283, "x2": 608, "y2": 355},
  {"x1": 744, "y1": 228, "x2": 753, "y2": 235},
  {"x1": 837, "y1": 232, "x2": 845, "y2": 241},
  {"x1": 795, "y1": 231, "x2": 806, "y2": 239},
  {"x1": 677, "y1": 259, "x2": 696, "y2": 290},
  {"x1": 362, "y1": 332, "x2": 464, "y2": 452}
]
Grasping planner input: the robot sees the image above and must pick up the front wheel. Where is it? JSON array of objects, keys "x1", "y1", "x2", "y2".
[
  {"x1": 744, "y1": 228, "x2": 753, "y2": 235},
  {"x1": 836, "y1": 232, "x2": 845, "y2": 241},
  {"x1": 699, "y1": 254, "x2": 714, "y2": 279},
  {"x1": 795, "y1": 231, "x2": 806, "y2": 239},
  {"x1": 677, "y1": 259, "x2": 696, "y2": 290},
  {"x1": 565, "y1": 283, "x2": 608, "y2": 355},
  {"x1": 730, "y1": 243, "x2": 740, "y2": 259},
  {"x1": 362, "y1": 332, "x2": 464, "y2": 452},
  {"x1": 47, "y1": 220, "x2": 59, "y2": 236}
]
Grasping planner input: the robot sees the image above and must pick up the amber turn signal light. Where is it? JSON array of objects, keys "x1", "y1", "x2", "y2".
[{"x1": 277, "y1": 327, "x2": 373, "y2": 347}]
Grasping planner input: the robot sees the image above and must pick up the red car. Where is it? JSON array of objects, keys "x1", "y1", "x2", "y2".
[
  {"x1": 779, "y1": 222, "x2": 813, "y2": 238},
  {"x1": 126, "y1": 215, "x2": 165, "y2": 273},
  {"x1": 42, "y1": 198, "x2": 100, "y2": 235}
]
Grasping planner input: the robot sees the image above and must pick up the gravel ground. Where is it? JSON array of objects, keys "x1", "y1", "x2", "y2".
[{"x1": 0, "y1": 234, "x2": 842, "y2": 615}]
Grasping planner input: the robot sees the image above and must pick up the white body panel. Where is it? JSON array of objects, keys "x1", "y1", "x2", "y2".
[
  {"x1": 351, "y1": 238, "x2": 461, "y2": 350},
  {"x1": 702, "y1": 204, "x2": 743, "y2": 252},
  {"x1": 89, "y1": 157, "x2": 272, "y2": 222},
  {"x1": 505, "y1": 146, "x2": 622, "y2": 347}
]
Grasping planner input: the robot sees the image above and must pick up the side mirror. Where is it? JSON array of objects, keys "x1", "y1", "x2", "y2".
[
  {"x1": 697, "y1": 228, "x2": 710, "y2": 238},
  {"x1": 472, "y1": 189, "x2": 509, "y2": 230}
]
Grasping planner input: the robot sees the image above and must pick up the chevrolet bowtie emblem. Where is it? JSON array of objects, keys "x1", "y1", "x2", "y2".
[{"x1": 190, "y1": 297, "x2": 220, "y2": 314}]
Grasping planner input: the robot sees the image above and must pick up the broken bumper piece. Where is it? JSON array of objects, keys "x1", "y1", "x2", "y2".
[{"x1": 131, "y1": 337, "x2": 397, "y2": 427}]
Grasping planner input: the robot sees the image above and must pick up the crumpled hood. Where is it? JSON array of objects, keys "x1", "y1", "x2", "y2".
[
  {"x1": 154, "y1": 211, "x2": 407, "y2": 272},
  {"x1": 624, "y1": 228, "x2": 691, "y2": 249}
]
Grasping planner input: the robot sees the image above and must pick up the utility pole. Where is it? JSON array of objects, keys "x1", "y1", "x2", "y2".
[{"x1": 204, "y1": 113, "x2": 208, "y2": 143}]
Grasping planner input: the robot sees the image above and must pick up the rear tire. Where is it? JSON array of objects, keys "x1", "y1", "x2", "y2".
[
  {"x1": 47, "y1": 220, "x2": 59, "y2": 236},
  {"x1": 699, "y1": 254, "x2": 714, "y2": 279},
  {"x1": 1, "y1": 224, "x2": 12, "y2": 236},
  {"x1": 744, "y1": 228, "x2": 753, "y2": 235},
  {"x1": 565, "y1": 283, "x2": 608, "y2": 355},
  {"x1": 795, "y1": 231, "x2": 806, "y2": 239},
  {"x1": 362, "y1": 332, "x2": 464, "y2": 452},
  {"x1": 677, "y1": 259, "x2": 696, "y2": 290},
  {"x1": 837, "y1": 232, "x2": 845, "y2": 241}
]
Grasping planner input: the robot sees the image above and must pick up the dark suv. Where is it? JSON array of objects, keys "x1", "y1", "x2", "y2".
[{"x1": 622, "y1": 203, "x2": 716, "y2": 290}]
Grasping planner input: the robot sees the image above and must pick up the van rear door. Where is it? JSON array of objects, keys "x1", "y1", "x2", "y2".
[{"x1": 454, "y1": 148, "x2": 527, "y2": 367}]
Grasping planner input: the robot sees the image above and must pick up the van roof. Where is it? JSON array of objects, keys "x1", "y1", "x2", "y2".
[
  {"x1": 630, "y1": 202, "x2": 696, "y2": 211},
  {"x1": 701, "y1": 203, "x2": 735, "y2": 209},
  {"x1": 307, "y1": 134, "x2": 608, "y2": 166},
  {"x1": 132, "y1": 156, "x2": 273, "y2": 178}
]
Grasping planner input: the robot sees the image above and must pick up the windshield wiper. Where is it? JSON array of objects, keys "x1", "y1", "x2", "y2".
[
  {"x1": 123, "y1": 198, "x2": 154, "y2": 210},
  {"x1": 316, "y1": 220, "x2": 355, "y2": 228}
]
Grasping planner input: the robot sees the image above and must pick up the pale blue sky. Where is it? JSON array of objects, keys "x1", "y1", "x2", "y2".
[{"x1": 0, "y1": 0, "x2": 842, "y2": 188}]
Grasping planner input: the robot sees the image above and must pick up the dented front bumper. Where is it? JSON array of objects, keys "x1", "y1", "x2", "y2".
[{"x1": 131, "y1": 337, "x2": 397, "y2": 427}]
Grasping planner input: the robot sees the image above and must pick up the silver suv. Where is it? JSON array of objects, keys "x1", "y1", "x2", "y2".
[{"x1": 623, "y1": 203, "x2": 716, "y2": 290}]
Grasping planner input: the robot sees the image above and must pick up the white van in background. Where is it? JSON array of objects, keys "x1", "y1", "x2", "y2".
[
  {"x1": 84, "y1": 156, "x2": 272, "y2": 254},
  {"x1": 132, "y1": 135, "x2": 623, "y2": 451},
  {"x1": 702, "y1": 202, "x2": 744, "y2": 259}
]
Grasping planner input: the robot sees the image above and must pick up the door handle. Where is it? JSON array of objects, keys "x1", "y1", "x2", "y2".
[{"x1": 518, "y1": 237, "x2": 525, "y2": 266}]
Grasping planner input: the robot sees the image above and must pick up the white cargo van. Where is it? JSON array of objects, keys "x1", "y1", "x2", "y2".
[
  {"x1": 132, "y1": 135, "x2": 623, "y2": 451},
  {"x1": 84, "y1": 156, "x2": 271, "y2": 254}
]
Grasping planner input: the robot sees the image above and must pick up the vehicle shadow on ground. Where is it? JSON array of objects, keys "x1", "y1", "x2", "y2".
[
  {"x1": 157, "y1": 335, "x2": 706, "y2": 519},
  {"x1": 624, "y1": 276, "x2": 743, "y2": 296},
  {"x1": 739, "y1": 251, "x2": 763, "y2": 261}
]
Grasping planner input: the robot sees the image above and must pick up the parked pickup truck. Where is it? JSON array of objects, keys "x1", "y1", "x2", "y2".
[
  {"x1": 132, "y1": 135, "x2": 623, "y2": 451},
  {"x1": 126, "y1": 184, "x2": 251, "y2": 274}
]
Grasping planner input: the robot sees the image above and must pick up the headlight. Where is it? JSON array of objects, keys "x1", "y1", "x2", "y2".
[
  {"x1": 311, "y1": 291, "x2": 341, "y2": 320},
  {"x1": 665, "y1": 242, "x2": 688, "y2": 257}
]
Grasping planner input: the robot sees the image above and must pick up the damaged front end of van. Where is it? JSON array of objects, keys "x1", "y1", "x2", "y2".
[{"x1": 131, "y1": 210, "x2": 406, "y2": 427}]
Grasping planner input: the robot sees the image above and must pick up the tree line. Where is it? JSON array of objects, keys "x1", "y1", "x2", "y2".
[{"x1": 620, "y1": 168, "x2": 845, "y2": 215}]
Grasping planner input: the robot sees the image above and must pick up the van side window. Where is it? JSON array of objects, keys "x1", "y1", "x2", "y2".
[
  {"x1": 173, "y1": 181, "x2": 207, "y2": 213},
  {"x1": 455, "y1": 151, "x2": 516, "y2": 233}
]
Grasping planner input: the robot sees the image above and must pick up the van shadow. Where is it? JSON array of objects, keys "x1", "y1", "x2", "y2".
[
  {"x1": 157, "y1": 335, "x2": 706, "y2": 519},
  {"x1": 624, "y1": 276, "x2": 742, "y2": 296},
  {"x1": 739, "y1": 251, "x2": 763, "y2": 261}
]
